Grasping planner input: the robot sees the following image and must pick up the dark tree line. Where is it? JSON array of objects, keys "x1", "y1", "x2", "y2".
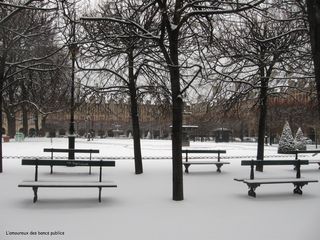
[{"x1": 0, "y1": 0, "x2": 73, "y2": 173}]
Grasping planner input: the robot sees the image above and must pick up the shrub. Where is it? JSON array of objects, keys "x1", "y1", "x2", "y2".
[
  {"x1": 278, "y1": 121, "x2": 295, "y2": 153},
  {"x1": 294, "y1": 127, "x2": 307, "y2": 151}
]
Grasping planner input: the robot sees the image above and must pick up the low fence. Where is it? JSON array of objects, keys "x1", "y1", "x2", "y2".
[{"x1": 3, "y1": 154, "x2": 304, "y2": 160}]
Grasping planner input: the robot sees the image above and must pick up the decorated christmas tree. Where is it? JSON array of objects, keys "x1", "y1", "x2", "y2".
[
  {"x1": 278, "y1": 121, "x2": 295, "y2": 153},
  {"x1": 294, "y1": 127, "x2": 307, "y2": 151}
]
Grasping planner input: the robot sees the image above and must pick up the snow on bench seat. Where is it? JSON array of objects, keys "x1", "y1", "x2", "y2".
[
  {"x1": 18, "y1": 180, "x2": 117, "y2": 188},
  {"x1": 19, "y1": 159, "x2": 117, "y2": 203},
  {"x1": 243, "y1": 178, "x2": 318, "y2": 185},
  {"x1": 18, "y1": 181, "x2": 117, "y2": 203},
  {"x1": 182, "y1": 149, "x2": 229, "y2": 173},
  {"x1": 182, "y1": 161, "x2": 230, "y2": 165},
  {"x1": 308, "y1": 160, "x2": 320, "y2": 169},
  {"x1": 235, "y1": 160, "x2": 318, "y2": 197}
]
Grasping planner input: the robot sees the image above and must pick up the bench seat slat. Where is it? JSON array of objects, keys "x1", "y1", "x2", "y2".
[
  {"x1": 308, "y1": 160, "x2": 320, "y2": 164},
  {"x1": 236, "y1": 159, "x2": 318, "y2": 197},
  {"x1": 183, "y1": 161, "x2": 230, "y2": 165},
  {"x1": 18, "y1": 181, "x2": 117, "y2": 188},
  {"x1": 241, "y1": 160, "x2": 309, "y2": 166},
  {"x1": 43, "y1": 148, "x2": 99, "y2": 153},
  {"x1": 243, "y1": 178, "x2": 318, "y2": 184},
  {"x1": 285, "y1": 150, "x2": 320, "y2": 154},
  {"x1": 21, "y1": 159, "x2": 115, "y2": 167}
]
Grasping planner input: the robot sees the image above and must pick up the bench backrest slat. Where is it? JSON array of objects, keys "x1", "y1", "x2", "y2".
[
  {"x1": 182, "y1": 150, "x2": 226, "y2": 154},
  {"x1": 242, "y1": 160, "x2": 308, "y2": 180},
  {"x1": 43, "y1": 148, "x2": 99, "y2": 153},
  {"x1": 241, "y1": 160, "x2": 309, "y2": 166},
  {"x1": 22, "y1": 159, "x2": 115, "y2": 167},
  {"x1": 284, "y1": 150, "x2": 320, "y2": 154}
]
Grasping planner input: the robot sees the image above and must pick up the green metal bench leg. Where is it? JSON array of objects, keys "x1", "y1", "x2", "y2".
[
  {"x1": 32, "y1": 187, "x2": 38, "y2": 203},
  {"x1": 293, "y1": 184, "x2": 303, "y2": 195},
  {"x1": 98, "y1": 187, "x2": 102, "y2": 202},
  {"x1": 184, "y1": 164, "x2": 190, "y2": 173},
  {"x1": 248, "y1": 188, "x2": 256, "y2": 197},
  {"x1": 216, "y1": 163, "x2": 223, "y2": 173},
  {"x1": 247, "y1": 183, "x2": 259, "y2": 198}
]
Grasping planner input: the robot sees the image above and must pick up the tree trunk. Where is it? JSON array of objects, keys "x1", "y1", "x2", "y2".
[
  {"x1": 22, "y1": 105, "x2": 28, "y2": 136},
  {"x1": 6, "y1": 111, "x2": 16, "y2": 138},
  {"x1": 306, "y1": 0, "x2": 320, "y2": 117},
  {"x1": 128, "y1": 49, "x2": 143, "y2": 174},
  {"x1": 256, "y1": 77, "x2": 268, "y2": 172},
  {"x1": 169, "y1": 29, "x2": 184, "y2": 201},
  {"x1": 171, "y1": 83, "x2": 184, "y2": 201},
  {"x1": 5, "y1": 81, "x2": 16, "y2": 138},
  {"x1": 0, "y1": 54, "x2": 5, "y2": 173},
  {"x1": 41, "y1": 115, "x2": 47, "y2": 133},
  {"x1": 20, "y1": 79, "x2": 28, "y2": 136},
  {"x1": 34, "y1": 113, "x2": 39, "y2": 136},
  {"x1": 0, "y1": 94, "x2": 2, "y2": 173},
  {"x1": 240, "y1": 121, "x2": 244, "y2": 141}
]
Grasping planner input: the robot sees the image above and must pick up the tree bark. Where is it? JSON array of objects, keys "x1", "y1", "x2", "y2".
[
  {"x1": 306, "y1": 0, "x2": 320, "y2": 117},
  {"x1": 22, "y1": 105, "x2": 28, "y2": 136},
  {"x1": 256, "y1": 77, "x2": 268, "y2": 172},
  {"x1": 41, "y1": 115, "x2": 47, "y2": 133},
  {"x1": 6, "y1": 111, "x2": 16, "y2": 138},
  {"x1": 4, "y1": 82, "x2": 16, "y2": 138},
  {"x1": 21, "y1": 80, "x2": 28, "y2": 136},
  {"x1": 128, "y1": 49, "x2": 143, "y2": 174},
  {"x1": 0, "y1": 54, "x2": 5, "y2": 173},
  {"x1": 34, "y1": 113, "x2": 39, "y2": 136},
  {"x1": 169, "y1": 28, "x2": 184, "y2": 201},
  {"x1": 171, "y1": 81, "x2": 184, "y2": 201},
  {"x1": 0, "y1": 92, "x2": 2, "y2": 173}
]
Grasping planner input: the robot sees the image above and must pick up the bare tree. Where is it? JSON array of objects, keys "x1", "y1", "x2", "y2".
[
  {"x1": 0, "y1": 0, "x2": 62, "y2": 173},
  {"x1": 306, "y1": 0, "x2": 320, "y2": 116},
  {"x1": 203, "y1": 0, "x2": 310, "y2": 171},
  {"x1": 80, "y1": 0, "x2": 265, "y2": 200},
  {"x1": 153, "y1": 0, "x2": 265, "y2": 200},
  {"x1": 80, "y1": 0, "x2": 161, "y2": 174}
]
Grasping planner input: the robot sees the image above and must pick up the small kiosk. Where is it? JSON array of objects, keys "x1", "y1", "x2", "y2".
[{"x1": 214, "y1": 128, "x2": 232, "y2": 142}]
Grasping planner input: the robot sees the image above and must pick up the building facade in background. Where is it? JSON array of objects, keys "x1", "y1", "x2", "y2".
[{"x1": 2, "y1": 92, "x2": 319, "y2": 143}]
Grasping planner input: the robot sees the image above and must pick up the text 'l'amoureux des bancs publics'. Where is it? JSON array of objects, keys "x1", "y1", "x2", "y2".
[{"x1": 5, "y1": 230, "x2": 65, "y2": 237}]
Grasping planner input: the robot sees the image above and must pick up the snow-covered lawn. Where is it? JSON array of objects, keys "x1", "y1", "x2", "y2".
[{"x1": 1, "y1": 138, "x2": 320, "y2": 240}]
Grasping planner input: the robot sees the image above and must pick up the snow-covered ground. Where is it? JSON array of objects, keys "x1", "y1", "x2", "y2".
[{"x1": 1, "y1": 138, "x2": 320, "y2": 240}]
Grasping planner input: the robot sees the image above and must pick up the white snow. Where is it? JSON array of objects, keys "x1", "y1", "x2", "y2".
[{"x1": 1, "y1": 138, "x2": 320, "y2": 240}]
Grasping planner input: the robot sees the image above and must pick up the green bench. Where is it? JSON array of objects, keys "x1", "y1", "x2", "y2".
[
  {"x1": 18, "y1": 159, "x2": 117, "y2": 203},
  {"x1": 43, "y1": 148, "x2": 99, "y2": 174},
  {"x1": 182, "y1": 149, "x2": 229, "y2": 173},
  {"x1": 285, "y1": 150, "x2": 320, "y2": 169},
  {"x1": 235, "y1": 160, "x2": 318, "y2": 197}
]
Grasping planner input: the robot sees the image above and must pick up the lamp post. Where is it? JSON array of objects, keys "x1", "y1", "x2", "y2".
[{"x1": 68, "y1": 19, "x2": 78, "y2": 159}]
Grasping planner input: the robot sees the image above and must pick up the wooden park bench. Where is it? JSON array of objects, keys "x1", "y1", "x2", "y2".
[
  {"x1": 43, "y1": 148, "x2": 99, "y2": 174},
  {"x1": 18, "y1": 159, "x2": 117, "y2": 203},
  {"x1": 182, "y1": 149, "x2": 229, "y2": 173},
  {"x1": 234, "y1": 160, "x2": 318, "y2": 197},
  {"x1": 285, "y1": 150, "x2": 320, "y2": 169}
]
